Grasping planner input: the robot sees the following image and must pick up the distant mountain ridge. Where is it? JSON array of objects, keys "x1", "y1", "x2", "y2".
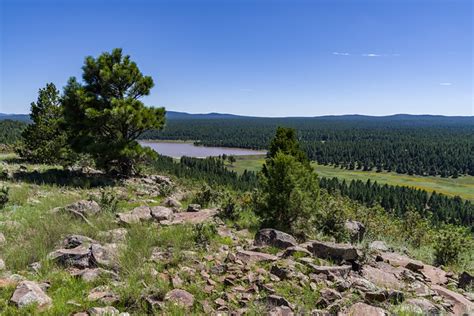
[{"x1": 1, "y1": 111, "x2": 473, "y2": 123}]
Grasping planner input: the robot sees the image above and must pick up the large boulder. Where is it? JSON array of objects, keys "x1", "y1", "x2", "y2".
[
  {"x1": 344, "y1": 220, "x2": 365, "y2": 243},
  {"x1": 65, "y1": 200, "x2": 101, "y2": 217},
  {"x1": 161, "y1": 197, "x2": 182, "y2": 209},
  {"x1": 303, "y1": 240, "x2": 360, "y2": 262},
  {"x1": 90, "y1": 243, "x2": 119, "y2": 269},
  {"x1": 150, "y1": 206, "x2": 173, "y2": 221},
  {"x1": 254, "y1": 229, "x2": 297, "y2": 249},
  {"x1": 164, "y1": 289, "x2": 194, "y2": 308},
  {"x1": 10, "y1": 280, "x2": 52, "y2": 309}
]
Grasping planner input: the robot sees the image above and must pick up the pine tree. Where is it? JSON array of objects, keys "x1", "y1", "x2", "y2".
[{"x1": 62, "y1": 48, "x2": 166, "y2": 175}]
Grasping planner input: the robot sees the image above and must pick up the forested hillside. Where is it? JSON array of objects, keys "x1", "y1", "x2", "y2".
[
  {"x1": 142, "y1": 115, "x2": 474, "y2": 177},
  {"x1": 0, "y1": 120, "x2": 26, "y2": 145}
]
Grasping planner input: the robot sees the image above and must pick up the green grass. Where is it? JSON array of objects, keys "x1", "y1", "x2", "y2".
[{"x1": 227, "y1": 155, "x2": 474, "y2": 201}]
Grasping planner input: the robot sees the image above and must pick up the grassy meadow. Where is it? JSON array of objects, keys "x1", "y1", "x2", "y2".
[{"x1": 227, "y1": 155, "x2": 474, "y2": 201}]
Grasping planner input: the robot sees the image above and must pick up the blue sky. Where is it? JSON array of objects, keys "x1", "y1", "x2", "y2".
[{"x1": 1, "y1": 0, "x2": 472, "y2": 116}]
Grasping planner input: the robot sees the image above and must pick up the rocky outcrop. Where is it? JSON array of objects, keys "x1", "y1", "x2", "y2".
[
  {"x1": 254, "y1": 229, "x2": 297, "y2": 249},
  {"x1": 431, "y1": 285, "x2": 474, "y2": 315},
  {"x1": 303, "y1": 240, "x2": 360, "y2": 262},
  {"x1": 236, "y1": 250, "x2": 278, "y2": 263},
  {"x1": 10, "y1": 281, "x2": 52, "y2": 309}
]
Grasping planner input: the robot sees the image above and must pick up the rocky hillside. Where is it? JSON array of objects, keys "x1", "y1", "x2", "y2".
[{"x1": 0, "y1": 169, "x2": 472, "y2": 315}]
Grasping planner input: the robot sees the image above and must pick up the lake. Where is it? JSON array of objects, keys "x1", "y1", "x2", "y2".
[{"x1": 140, "y1": 141, "x2": 266, "y2": 158}]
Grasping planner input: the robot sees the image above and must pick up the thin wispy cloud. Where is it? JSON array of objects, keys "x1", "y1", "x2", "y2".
[
  {"x1": 439, "y1": 82, "x2": 452, "y2": 86},
  {"x1": 362, "y1": 53, "x2": 381, "y2": 57},
  {"x1": 332, "y1": 52, "x2": 350, "y2": 56}
]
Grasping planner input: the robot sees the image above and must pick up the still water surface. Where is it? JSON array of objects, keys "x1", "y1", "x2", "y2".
[{"x1": 140, "y1": 141, "x2": 266, "y2": 158}]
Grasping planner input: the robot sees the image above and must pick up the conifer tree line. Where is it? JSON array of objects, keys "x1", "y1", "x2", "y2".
[
  {"x1": 143, "y1": 117, "x2": 473, "y2": 177},
  {"x1": 318, "y1": 177, "x2": 473, "y2": 228},
  {"x1": 0, "y1": 120, "x2": 26, "y2": 145}
]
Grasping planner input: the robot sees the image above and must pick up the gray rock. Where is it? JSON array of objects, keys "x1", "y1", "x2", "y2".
[
  {"x1": 150, "y1": 206, "x2": 173, "y2": 221},
  {"x1": 88, "y1": 306, "x2": 120, "y2": 315},
  {"x1": 90, "y1": 243, "x2": 119, "y2": 269},
  {"x1": 254, "y1": 228, "x2": 297, "y2": 249},
  {"x1": 10, "y1": 280, "x2": 52, "y2": 309},
  {"x1": 0, "y1": 258, "x2": 5, "y2": 270},
  {"x1": 161, "y1": 197, "x2": 182, "y2": 209},
  {"x1": 236, "y1": 250, "x2": 278, "y2": 263},
  {"x1": 369, "y1": 241, "x2": 390, "y2": 252},
  {"x1": 48, "y1": 245, "x2": 92, "y2": 269},
  {"x1": 344, "y1": 220, "x2": 365, "y2": 243},
  {"x1": 65, "y1": 200, "x2": 101, "y2": 217},
  {"x1": 303, "y1": 240, "x2": 360, "y2": 262},
  {"x1": 342, "y1": 302, "x2": 388, "y2": 316}
]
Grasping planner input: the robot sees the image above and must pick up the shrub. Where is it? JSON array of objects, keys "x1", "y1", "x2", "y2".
[
  {"x1": 315, "y1": 195, "x2": 349, "y2": 242},
  {"x1": 96, "y1": 189, "x2": 119, "y2": 213},
  {"x1": 192, "y1": 184, "x2": 220, "y2": 207},
  {"x1": 434, "y1": 225, "x2": 469, "y2": 266},
  {"x1": 0, "y1": 186, "x2": 9, "y2": 209},
  {"x1": 194, "y1": 223, "x2": 217, "y2": 246}
]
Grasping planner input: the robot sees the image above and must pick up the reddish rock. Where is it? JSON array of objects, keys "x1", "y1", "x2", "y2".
[
  {"x1": 164, "y1": 289, "x2": 195, "y2": 308},
  {"x1": 380, "y1": 252, "x2": 424, "y2": 272},
  {"x1": 342, "y1": 302, "x2": 388, "y2": 316},
  {"x1": 236, "y1": 250, "x2": 278, "y2": 263},
  {"x1": 361, "y1": 265, "x2": 404, "y2": 290},
  {"x1": 420, "y1": 264, "x2": 448, "y2": 285},
  {"x1": 432, "y1": 285, "x2": 474, "y2": 315}
]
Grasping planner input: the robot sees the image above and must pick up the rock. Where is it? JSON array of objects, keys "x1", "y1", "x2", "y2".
[
  {"x1": 432, "y1": 284, "x2": 474, "y2": 315},
  {"x1": 150, "y1": 206, "x2": 173, "y2": 221},
  {"x1": 116, "y1": 212, "x2": 140, "y2": 225},
  {"x1": 236, "y1": 250, "x2": 278, "y2": 263},
  {"x1": 402, "y1": 298, "x2": 441, "y2": 315},
  {"x1": 0, "y1": 258, "x2": 5, "y2": 270},
  {"x1": 420, "y1": 264, "x2": 448, "y2": 285},
  {"x1": 342, "y1": 302, "x2": 388, "y2": 316},
  {"x1": 379, "y1": 252, "x2": 424, "y2": 272},
  {"x1": 266, "y1": 294, "x2": 292, "y2": 308},
  {"x1": 162, "y1": 209, "x2": 218, "y2": 225},
  {"x1": 303, "y1": 240, "x2": 360, "y2": 262},
  {"x1": 161, "y1": 197, "x2": 182, "y2": 209},
  {"x1": 98, "y1": 228, "x2": 128, "y2": 243},
  {"x1": 48, "y1": 245, "x2": 92, "y2": 268},
  {"x1": 269, "y1": 306, "x2": 294, "y2": 316},
  {"x1": 344, "y1": 220, "x2": 365, "y2": 243},
  {"x1": 70, "y1": 267, "x2": 119, "y2": 282},
  {"x1": 306, "y1": 264, "x2": 352, "y2": 278},
  {"x1": 459, "y1": 271, "x2": 474, "y2": 290},
  {"x1": 63, "y1": 234, "x2": 95, "y2": 248},
  {"x1": 164, "y1": 289, "x2": 194, "y2": 308},
  {"x1": 254, "y1": 229, "x2": 298, "y2": 249},
  {"x1": 88, "y1": 306, "x2": 121, "y2": 315},
  {"x1": 0, "y1": 278, "x2": 17, "y2": 288},
  {"x1": 369, "y1": 241, "x2": 389, "y2": 252},
  {"x1": 349, "y1": 276, "x2": 379, "y2": 293},
  {"x1": 130, "y1": 206, "x2": 153, "y2": 221},
  {"x1": 65, "y1": 200, "x2": 101, "y2": 217},
  {"x1": 361, "y1": 265, "x2": 404, "y2": 290},
  {"x1": 88, "y1": 286, "x2": 120, "y2": 304},
  {"x1": 320, "y1": 288, "x2": 342, "y2": 302},
  {"x1": 90, "y1": 243, "x2": 119, "y2": 269},
  {"x1": 10, "y1": 280, "x2": 52, "y2": 309},
  {"x1": 187, "y1": 204, "x2": 201, "y2": 212},
  {"x1": 365, "y1": 291, "x2": 388, "y2": 302}
]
